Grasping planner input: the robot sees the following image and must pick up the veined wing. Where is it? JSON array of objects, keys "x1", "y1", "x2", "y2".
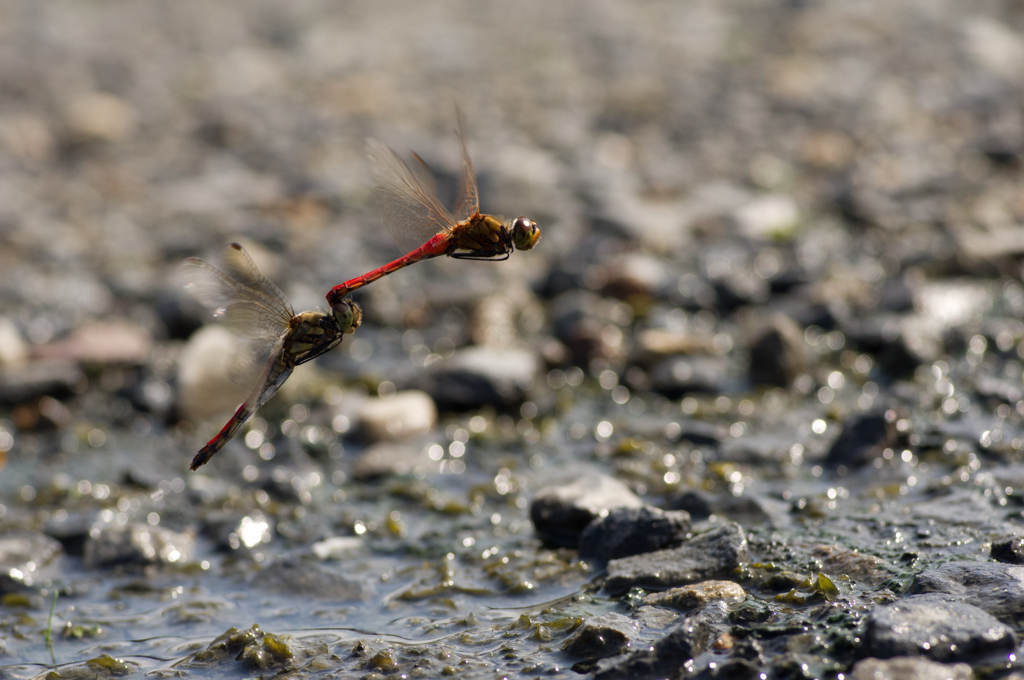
[
  {"x1": 452, "y1": 107, "x2": 479, "y2": 224},
  {"x1": 367, "y1": 138, "x2": 457, "y2": 255},
  {"x1": 182, "y1": 244, "x2": 295, "y2": 341}
]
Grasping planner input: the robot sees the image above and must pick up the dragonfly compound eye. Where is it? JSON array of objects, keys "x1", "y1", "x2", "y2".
[
  {"x1": 332, "y1": 302, "x2": 355, "y2": 329},
  {"x1": 512, "y1": 217, "x2": 540, "y2": 251}
]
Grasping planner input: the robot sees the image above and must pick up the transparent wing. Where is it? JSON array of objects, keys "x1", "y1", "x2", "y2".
[
  {"x1": 452, "y1": 107, "x2": 480, "y2": 224},
  {"x1": 181, "y1": 244, "x2": 295, "y2": 341},
  {"x1": 222, "y1": 243, "x2": 296, "y2": 322},
  {"x1": 367, "y1": 138, "x2": 457, "y2": 255}
]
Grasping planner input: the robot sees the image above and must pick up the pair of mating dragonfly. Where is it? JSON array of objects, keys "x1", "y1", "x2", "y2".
[{"x1": 184, "y1": 118, "x2": 541, "y2": 471}]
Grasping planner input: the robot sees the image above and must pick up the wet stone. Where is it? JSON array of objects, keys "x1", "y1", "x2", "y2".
[
  {"x1": 83, "y1": 523, "x2": 194, "y2": 569},
  {"x1": 531, "y1": 473, "x2": 644, "y2": 548},
  {"x1": 356, "y1": 390, "x2": 437, "y2": 442},
  {"x1": 562, "y1": 612, "x2": 638, "y2": 660},
  {"x1": 859, "y1": 593, "x2": 1016, "y2": 662},
  {"x1": 824, "y1": 409, "x2": 898, "y2": 469},
  {"x1": 425, "y1": 345, "x2": 538, "y2": 410},
  {"x1": 991, "y1": 537, "x2": 1024, "y2": 564},
  {"x1": 633, "y1": 606, "x2": 679, "y2": 630},
  {"x1": 578, "y1": 505, "x2": 691, "y2": 563},
  {"x1": 351, "y1": 442, "x2": 439, "y2": 480},
  {"x1": 909, "y1": 562, "x2": 1024, "y2": 624},
  {"x1": 0, "y1": 530, "x2": 63, "y2": 593},
  {"x1": 641, "y1": 580, "x2": 745, "y2": 611},
  {"x1": 592, "y1": 617, "x2": 712, "y2": 680},
  {"x1": 850, "y1": 657, "x2": 974, "y2": 680},
  {"x1": 202, "y1": 511, "x2": 273, "y2": 552},
  {"x1": 604, "y1": 522, "x2": 748, "y2": 593},
  {"x1": 250, "y1": 558, "x2": 374, "y2": 601}
]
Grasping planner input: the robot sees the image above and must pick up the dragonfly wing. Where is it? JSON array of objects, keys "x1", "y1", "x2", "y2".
[
  {"x1": 367, "y1": 138, "x2": 457, "y2": 255},
  {"x1": 222, "y1": 244, "x2": 296, "y2": 321},
  {"x1": 452, "y1": 107, "x2": 480, "y2": 223},
  {"x1": 181, "y1": 246, "x2": 295, "y2": 341}
]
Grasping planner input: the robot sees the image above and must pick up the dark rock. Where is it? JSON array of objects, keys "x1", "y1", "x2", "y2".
[
  {"x1": 563, "y1": 612, "x2": 638, "y2": 660},
  {"x1": 592, "y1": 617, "x2": 712, "y2": 680},
  {"x1": 250, "y1": 558, "x2": 375, "y2": 601},
  {"x1": 713, "y1": 657, "x2": 763, "y2": 680},
  {"x1": 824, "y1": 410, "x2": 897, "y2": 469},
  {"x1": 850, "y1": 657, "x2": 974, "y2": 680},
  {"x1": 859, "y1": 594, "x2": 1016, "y2": 661},
  {"x1": 909, "y1": 562, "x2": 1024, "y2": 624},
  {"x1": 649, "y1": 355, "x2": 734, "y2": 398},
  {"x1": 531, "y1": 474, "x2": 643, "y2": 548},
  {"x1": 83, "y1": 523, "x2": 194, "y2": 569},
  {"x1": 843, "y1": 314, "x2": 941, "y2": 379},
  {"x1": 748, "y1": 314, "x2": 807, "y2": 387},
  {"x1": 0, "y1": 530, "x2": 63, "y2": 592},
  {"x1": 992, "y1": 537, "x2": 1024, "y2": 564},
  {"x1": 604, "y1": 522, "x2": 748, "y2": 593},
  {"x1": 425, "y1": 346, "x2": 538, "y2": 411},
  {"x1": 669, "y1": 489, "x2": 715, "y2": 519},
  {"x1": 578, "y1": 505, "x2": 691, "y2": 562}
]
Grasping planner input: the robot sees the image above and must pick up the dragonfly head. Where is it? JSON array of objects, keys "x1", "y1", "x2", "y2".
[
  {"x1": 332, "y1": 300, "x2": 363, "y2": 334},
  {"x1": 510, "y1": 217, "x2": 540, "y2": 251}
]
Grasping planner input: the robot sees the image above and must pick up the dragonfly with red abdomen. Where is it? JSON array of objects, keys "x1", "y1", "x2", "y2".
[
  {"x1": 325, "y1": 115, "x2": 541, "y2": 306},
  {"x1": 183, "y1": 243, "x2": 362, "y2": 470}
]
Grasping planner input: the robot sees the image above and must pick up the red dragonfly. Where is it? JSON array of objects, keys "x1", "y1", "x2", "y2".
[
  {"x1": 326, "y1": 115, "x2": 540, "y2": 306},
  {"x1": 184, "y1": 243, "x2": 362, "y2": 470}
]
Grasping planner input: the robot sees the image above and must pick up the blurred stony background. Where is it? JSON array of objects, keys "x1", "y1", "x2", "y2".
[{"x1": 3, "y1": 1, "x2": 1024, "y2": 678}]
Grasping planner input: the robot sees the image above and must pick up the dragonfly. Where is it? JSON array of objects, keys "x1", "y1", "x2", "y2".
[
  {"x1": 183, "y1": 243, "x2": 362, "y2": 471},
  {"x1": 325, "y1": 114, "x2": 541, "y2": 306}
]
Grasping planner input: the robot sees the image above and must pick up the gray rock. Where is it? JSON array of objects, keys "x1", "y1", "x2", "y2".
[
  {"x1": 531, "y1": 474, "x2": 643, "y2": 548},
  {"x1": 578, "y1": 505, "x2": 691, "y2": 562},
  {"x1": 351, "y1": 442, "x2": 440, "y2": 480},
  {"x1": 632, "y1": 606, "x2": 679, "y2": 630},
  {"x1": 850, "y1": 657, "x2": 974, "y2": 680},
  {"x1": 563, "y1": 612, "x2": 638, "y2": 660},
  {"x1": 860, "y1": 594, "x2": 1016, "y2": 661},
  {"x1": 426, "y1": 345, "x2": 538, "y2": 410},
  {"x1": 991, "y1": 537, "x2": 1024, "y2": 564},
  {"x1": 604, "y1": 523, "x2": 749, "y2": 593},
  {"x1": 0, "y1": 359, "x2": 84, "y2": 405},
  {"x1": 83, "y1": 523, "x2": 194, "y2": 569},
  {"x1": 592, "y1": 617, "x2": 712, "y2": 680},
  {"x1": 649, "y1": 355, "x2": 734, "y2": 398},
  {"x1": 250, "y1": 558, "x2": 374, "y2": 601},
  {"x1": 0, "y1": 531, "x2": 63, "y2": 592},
  {"x1": 909, "y1": 562, "x2": 1024, "y2": 623},
  {"x1": 356, "y1": 390, "x2": 437, "y2": 442}
]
